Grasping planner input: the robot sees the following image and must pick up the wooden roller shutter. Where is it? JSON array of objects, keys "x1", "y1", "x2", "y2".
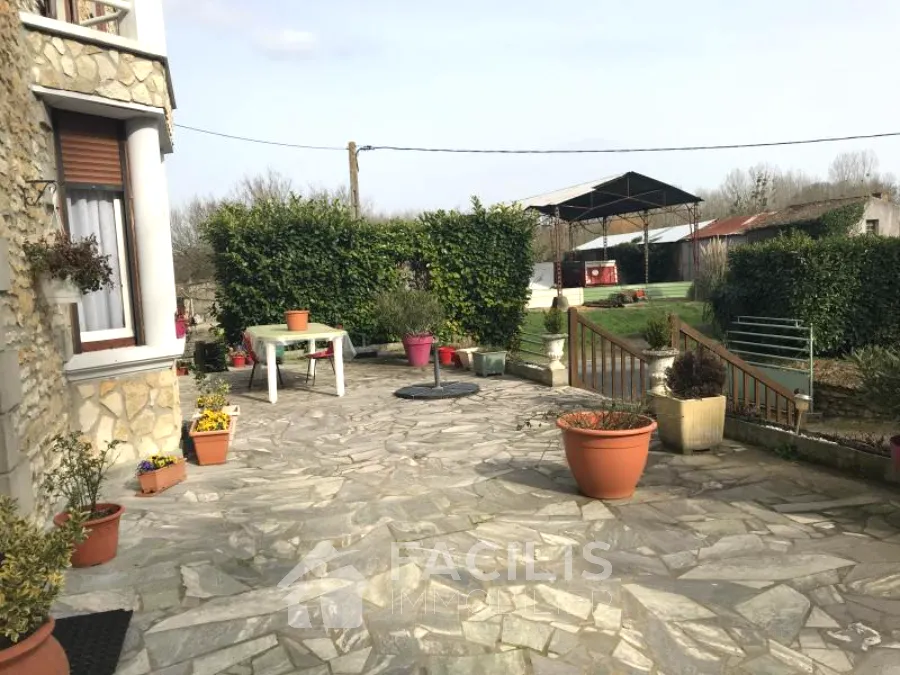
[{"x1": 56, "y1": 112, "x2": 124, "y2": 187}]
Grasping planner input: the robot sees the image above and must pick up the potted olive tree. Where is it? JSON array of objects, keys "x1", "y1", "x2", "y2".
[
  {"x1": 375, "y1": 286, "x2": 444, "y2": 367},
  {"x1": 852, "y1": 346, "x2": 900, "y2": 477},
  {"x1": 43, "y1": 433, "x2": 123, "y2": 567},
  {"x1": 0, "y1": 497, "x2": 84, "y2": 674},
  {"x1": 542, "y1": 306, "x2": 566, "y2": 370},
  {"x1": 24, "y1": 233, "x2": 114, "y2": 304},
  {"x1": 556, "y1": 402, "x2": 657, "y2": 499},
  {"x1": 654, "y1": 347, "x2": 727, "y2": 454},
  {"x1": 642, "y1": 314, "x2": 679, "y2": 396}
]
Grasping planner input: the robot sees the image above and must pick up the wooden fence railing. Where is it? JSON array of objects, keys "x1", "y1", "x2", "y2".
[
  {"x1": 670, "y1": 315, "x2": 797, "y2": 426},
  {"x1": 568, "y1": 308, "x2": 646, "y2": 402}
]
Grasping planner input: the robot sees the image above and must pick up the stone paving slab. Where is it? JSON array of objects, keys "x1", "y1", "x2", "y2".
[{"x1": 52, "y1": 361, "x2": 900, "y2": 674}]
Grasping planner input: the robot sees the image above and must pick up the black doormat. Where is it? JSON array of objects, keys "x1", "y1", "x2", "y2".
[{"x1": 53, "y1": 610, "x2": 133, "y2": 675}]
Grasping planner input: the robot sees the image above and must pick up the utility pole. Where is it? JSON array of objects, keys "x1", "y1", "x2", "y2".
[{"x1": 348, "y1": 141, "x2": 360, "y2": 219}]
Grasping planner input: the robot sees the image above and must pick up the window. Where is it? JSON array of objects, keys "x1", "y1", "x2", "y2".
[
  {"x1": 55, "y1": 112, "x2": 140, "y2": 351},
  {"x1": 865, "y1": 219, "x2": 879, "y2": 235}
]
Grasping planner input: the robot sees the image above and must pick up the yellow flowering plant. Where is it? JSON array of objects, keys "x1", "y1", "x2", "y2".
[
  {"x1": 194, "y1": 374, "x2": 230, "y2": 411},
  {"x1": 136, "y1": 453, "x2": 180, "y2": 476},
  {"x1": 0, "y1": 497, "x2": 85, "y2": 646},
  {"x1": 195, "y1": 409, "x2": 230, "y2": 433}
]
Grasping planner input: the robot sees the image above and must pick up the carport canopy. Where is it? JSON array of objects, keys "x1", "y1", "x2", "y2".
[{"x1": 518, "y1": 171, "x2": 701, "y2": 222}]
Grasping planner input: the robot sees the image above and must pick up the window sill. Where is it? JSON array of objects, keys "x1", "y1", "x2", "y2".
[
  {"x1": 64, "y1": 339, "x2": 185, "y2": 382},
  {"x1": 19, "y1": 12, "x2": 166, "y2": 60}
]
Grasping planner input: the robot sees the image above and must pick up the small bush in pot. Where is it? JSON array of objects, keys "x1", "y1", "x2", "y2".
[
  {"x1": 190, "y1": 409, "x2": 233, "y2": 465},
  {"x1": 543, "y1": 306, "x2": 565, "y2": 336},
  {"x1": 541, "y1": 307, "x2": 567, "y2": 369},
  {"x1": 375, "y1": 287, "x2": 444, "y2": 367},
  {"x1": 24, "y1": 233, "x2": 114, "y2": 303},
  {"x1": 0, "y1": 497, "x2": 84, "y2": 674},
  {"x1": 42, "y1": 434, "x2": 122, "y2": 568},
  {"x1": 556, "y1": 401, "x2": 657, "y2": 500},
  {"x1": 656, "y1": 347, "x2": 727, "y2": 454},
  {"x1": 852, "y1": 346, "x2": 900, "y2": 473},
  {"x1": 642, "y1": 314, "x2": 678, "y2": 396}
]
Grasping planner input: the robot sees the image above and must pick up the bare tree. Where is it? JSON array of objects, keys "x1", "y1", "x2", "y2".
[
  {"x1": 828, "y1": 150, "x2": 878, "y2": 186},
  {"x1": 170, "y1": 195, "x2": 220, "y2": 284},
  {"x1": 233, "y1": 168, "x2": 295, "y2": 204}
]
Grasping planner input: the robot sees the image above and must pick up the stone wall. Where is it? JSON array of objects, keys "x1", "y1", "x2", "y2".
[
  {"x1": 815, "y1": 382, "x2": 888, "y2": 420},
  {"x1": 72, "y1": 366, "x2": 181, "y2": 463},
  {"x1": 23, "y1": 27, "x2": 172, "y2": 126},
  {"x1": 0, "y1": 1, "x2": 73, "y2": 516}
]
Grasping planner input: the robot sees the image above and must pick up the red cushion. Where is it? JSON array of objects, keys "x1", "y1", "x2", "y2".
[{"x1": 308, "y1": 349, "x2": 332, "y2": 359}]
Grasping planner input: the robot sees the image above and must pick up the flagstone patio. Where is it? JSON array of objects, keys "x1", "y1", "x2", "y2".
[{"x1": 53, "y1": 360, "x2": 900, "y2": 674}]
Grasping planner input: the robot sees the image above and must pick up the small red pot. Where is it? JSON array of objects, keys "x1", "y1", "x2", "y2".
[
  {"x1": 54, "y1": 503, "x2": 124, "y2": 568},
  {"x1": 437, "y1": 346, "x2": 456, "y2": 366},
  {"x1": 402, "y1": 334, "x2": 434, "y2": 367},
  {"x1": 0, "y1": 618, "x2": 68, "y2": 675},
  {"x1": 138, "y1": 459, "x2": 186, "y2": 495},
  {"x1": 231, "y1": 354, "x2": 247, "y2": 368},
  {"x1": 176, "y1": 366, "x2": 189, "y2": 377}
]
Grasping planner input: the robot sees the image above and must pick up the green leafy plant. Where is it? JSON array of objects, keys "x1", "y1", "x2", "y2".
[
  {"x1": 852, "y1": 346, "x2": 900, "y2": 422},
  {"x1": 0, "y1": 497, "x2": 85, "y2": 647},
  {"x1": 642, "y1": 314, "x2": 672, "y2": 351},
  {"x1": 41, "y1": 434, "x2": 119, "y2": 520},
  {"x1": 194, "y1": 372, "x2": 230, "y2": 410},
  {"x1": 375, "y1": 286, "x2": 444, "y2": 338},
  {"x1": 666, "y1": 347, "x2": 727, "y2": 399},
  {"x1": 543, "y1": 306, "x2": 564, "y2": 335},
  {"x1": 24, "y1": 233, "x2": 114, "y2": 294}
]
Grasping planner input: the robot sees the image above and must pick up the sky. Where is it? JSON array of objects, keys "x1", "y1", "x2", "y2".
[{"x1": 161, "y1": 0, "x2": 900, "y2": 214}]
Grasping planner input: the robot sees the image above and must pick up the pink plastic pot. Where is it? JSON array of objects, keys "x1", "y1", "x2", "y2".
[{"x1": 402, "y1": 334, "x2": 434, "y2": 367}]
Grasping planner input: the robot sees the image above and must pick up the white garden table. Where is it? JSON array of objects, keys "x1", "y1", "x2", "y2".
[{"x1": 246, "y1": 323, "x2": 347, "y2": 404}]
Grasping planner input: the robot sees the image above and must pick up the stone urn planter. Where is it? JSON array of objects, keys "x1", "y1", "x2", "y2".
[
  {"x1": 38, "y1": 274, "x2": 80, "y2": 304},
  {"x1": 54, "y1": 504, "x2": 124, "y2": 568},
  {"x1": 642, "y1": 348, "x2": 679, "y2": 396},
  {"x1": 0, "y1": 619, "x2": 69, "y2": 675},
  {"x1": 557, "y1": 411, "x2": 657, "y2": 500},
  {"x1": 542, "y1": 334, "x2": 567, "y2": 370}
]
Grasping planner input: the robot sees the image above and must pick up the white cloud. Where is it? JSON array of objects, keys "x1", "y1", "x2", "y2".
[
  {"x1": 255, "y1": 29, "x2": 318, "y2": 59},
  {"x1": 162, "y1": 0, "x2": 251, "y2": 28}
]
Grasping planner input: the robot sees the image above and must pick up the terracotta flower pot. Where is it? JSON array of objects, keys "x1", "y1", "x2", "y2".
[
  {"x1": 190, "y1": 419, "x2": 233, "y2": 465},
  {"x1": 176, "y1": 366, "x2": 189, "y2": 377},
  {"x1": 138, "y1": 459, "x2": 186, "y2": 495},
  {"x1": 557, "y1": 412, "x2": 657, "y2": 500},
  {"x1": 0, "y1": 618, "x2": 68, "y2": 675},
  {"x1": 402, "y1": 334, "x2": 434, "y2": 367},
  {"x1": 54, "y1": 503, "x2": 123, "y2": 568},
  {"x1": 231, "y1": 354, "x2": 246, "y2": 368},
  {"x1": 285, "y1": 310, "x2": 310, "y2": 331}
]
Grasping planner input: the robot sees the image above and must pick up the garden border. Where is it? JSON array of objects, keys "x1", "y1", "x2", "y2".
[{"x1": 724, "y1": 416, "x2": 897, "y2": 485}]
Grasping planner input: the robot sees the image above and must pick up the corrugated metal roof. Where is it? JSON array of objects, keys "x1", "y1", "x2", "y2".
[
  {"x1": 578, "y1": 220, "x2": 714, "y2": 250},
  {"x1": 518, "y1": 174, "x2": 624, "y2": 210},
  {"x1": 689, "y1": 214, "x2": 771, "y2": 239}
]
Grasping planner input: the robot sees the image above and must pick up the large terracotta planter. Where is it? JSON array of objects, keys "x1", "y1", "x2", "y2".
[
  {"x1": 654, "y1": 394, "x2": 726, "y2": 454},
  {"x1": 54, "y1": 503, "x2": 123, "y2": 568},
  {"x1": 190, "y1": 419, "x2": 233, "y2": 465},
  {"x1": 0, "y1": 619, "x2": 68, "y2": 675},
  {"x1": 138, "y1": 459, "x2": 186, "y2": 495},
  {"x1": 402, "y1": 334, "x2": 434, "y2": 367},
  {"x1": 285, "y1": 310, "x2": 309, "y2": 331},
  {"x1": 557, "y1": 412, "x2": 657, "y2": 500}
]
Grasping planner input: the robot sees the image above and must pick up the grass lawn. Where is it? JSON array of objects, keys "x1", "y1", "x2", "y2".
[{"x1": 521, "y1": 300, "x2": 710, "y2": 340}]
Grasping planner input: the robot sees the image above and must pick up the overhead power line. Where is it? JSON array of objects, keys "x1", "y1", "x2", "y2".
[
  {"x1": 362, "y1": 131, "x2": 900, "y2": 154},
  {"x1": 173, "y1": 123, "x2": 345, "y2": 151}
]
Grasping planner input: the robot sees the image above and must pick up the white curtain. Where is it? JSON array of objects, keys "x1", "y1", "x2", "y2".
[{"x1": 66, "y1": 190, "x2": 126, "y2": 332}]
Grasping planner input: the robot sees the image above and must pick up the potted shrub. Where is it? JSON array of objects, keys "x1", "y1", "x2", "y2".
[
  {"x1": 229, "y1": 345, "x2": 247, "y2": 368},
  {"x1": 642, "y1": 314, "x2": 679, "y2": 396},
  {"x1": 189, "y1": 409, "x2": 233, "y2": 465},
  {"x1": 542, "y1": 306, "x2": 566, "y2": 369},
  {"x1": 557, "y1": 403, "x2": 657, "y2": 499},
  {"x1": 137, "y1": 454, "x2": 187, "y2": 495},
  {"x1": 285, "y1": 309, "x2": 310, "y2": 331},
  {"x1": 655, "y1": 346, "x2": 727, "y2": 454},
  {"x1": 0, "y1": 497, "x2": 84, "y2": 674},
  {"x1": 194, "y1": 373, "x2": 238, "y2": 440},
  {"x1": 852, "y1": 346, "x2": 900, "y2": 477},
  {"x1": 42, "y1": 434, "x2": 123, "y2": 568},
  {"x1": 375, "y1": 287, "x2": 444, "y2": 367},
  {"x1": 472, "y1": 346, "x2": 508, "y2": 377},
  {"x1": 23, "y1": 233, "x2": 114, "y2": 304}
]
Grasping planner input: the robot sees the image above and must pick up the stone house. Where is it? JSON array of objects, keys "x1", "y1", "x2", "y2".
[{"x1": 1, "y1": 0, "x2": 182, "y2": 515}]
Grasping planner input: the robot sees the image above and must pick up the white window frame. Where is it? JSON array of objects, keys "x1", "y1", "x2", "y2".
[{"x1": 77, "y1": 196, "x2": 134, "y2": 343}]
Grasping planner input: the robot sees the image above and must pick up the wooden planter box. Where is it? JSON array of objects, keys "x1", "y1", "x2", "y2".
[
  {"x1": 189, "y1": 419, "x2": 234, "y2": 465},
  {"x1": 138, "y1": 459, "x2": 186, "y2": 495}
]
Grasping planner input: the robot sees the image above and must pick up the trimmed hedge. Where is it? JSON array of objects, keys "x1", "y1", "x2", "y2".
[
  {"x1": 710, "y1": 233, "x2": 900, "y2": 355},
  {"x1": 203, "y1": 197, "x2": 535, "y2": 349}
]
